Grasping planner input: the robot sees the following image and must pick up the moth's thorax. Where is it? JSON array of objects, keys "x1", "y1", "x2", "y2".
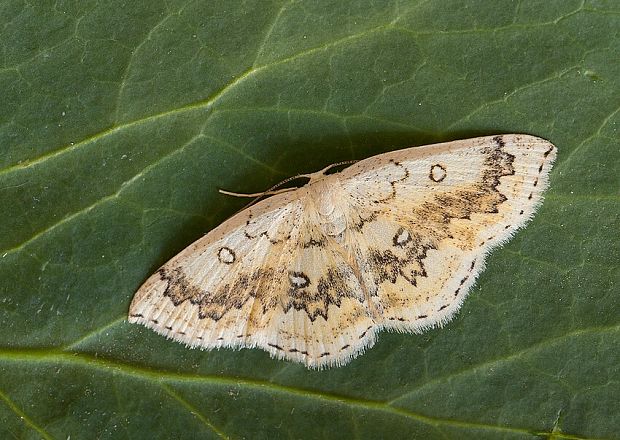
[{"x1": 304, "y1": 174, "x2": 348, "y2": 237}]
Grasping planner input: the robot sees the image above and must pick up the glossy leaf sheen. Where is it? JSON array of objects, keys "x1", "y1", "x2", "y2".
[{"x1": 1, "y1": 1, "x2": 618, "y2": 439}]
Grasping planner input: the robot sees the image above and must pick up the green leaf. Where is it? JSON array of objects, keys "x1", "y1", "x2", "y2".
[{"x1": 1, "y1": 1, "x2": 618, "y2": 439}]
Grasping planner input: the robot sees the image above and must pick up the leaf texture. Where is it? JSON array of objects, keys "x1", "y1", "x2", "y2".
[{"x1": 0, "y1": 1, "x2": 618, "y2": 439}]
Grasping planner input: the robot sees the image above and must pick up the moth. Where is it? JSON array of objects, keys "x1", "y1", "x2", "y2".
[{"x1": 129, "y1": 134, "x2": 556, "y2": 368}]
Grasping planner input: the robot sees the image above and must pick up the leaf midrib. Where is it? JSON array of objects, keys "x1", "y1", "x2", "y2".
[
  {"x1": 0, "y1": 349, "x2": 565, "y2": 438},
  {"x1": 0, "y1": 323, "x2": 617, "y2": 439}
]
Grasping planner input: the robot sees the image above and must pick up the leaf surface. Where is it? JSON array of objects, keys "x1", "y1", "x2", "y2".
[{"x1": 1, "y1": 1, "x2": 618, "y2": 439}]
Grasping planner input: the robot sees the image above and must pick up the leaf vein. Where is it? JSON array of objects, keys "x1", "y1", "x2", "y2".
[
  {"x1": 113, "y1": 5, "x2": 187, "y2": 123},
  {"x1": 251, "y1": 0, "x2": 294, "y2": 69},
  {"x1": 0, "y1": 324, "x2": 617, "y2": 438},
  {"x1": 161, "y1": 384, "x2": 229, "y2": 439},
  {"x1": 0, "y1": 386, "x2": 54, "y2": 440},
  {"x1": 388, "y1": 324, "x2": 620, "y2": 405},
  {"x1": 0, "y1": 22, "x2": 393, "y2": 177},
  {"x1": 0, "y1": 133, "x2": 204, "y2": 256},
  {"x1": 0, "y1": 350, "x2": 545, "y2": 437},
  {"x1": 555, "y1": 104, "x2": 620, "y2": 172},
  {"x1": 445, "y1": 66, "x2": 578, "y2": 130}
]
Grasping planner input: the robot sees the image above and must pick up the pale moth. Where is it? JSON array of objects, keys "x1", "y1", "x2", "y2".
[{"x1": 129, "y1": 134, "x2": 556, "y2": 368}]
